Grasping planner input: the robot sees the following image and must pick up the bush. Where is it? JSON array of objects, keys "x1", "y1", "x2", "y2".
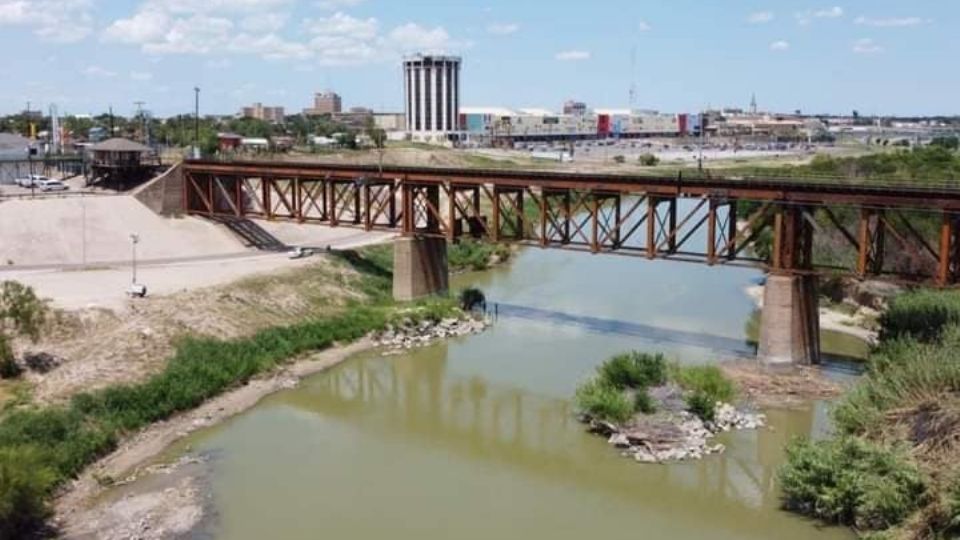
[
  {"x1": 596, "y1": 352, "x2": 667, "y2": 390},
  {"x1": 0, "y1": 337, "x2": 20, "y2": 380},
  {"x1": 779, "y1": 437, "x2": 927, "y2": 531},
  {"x1": 633, "y1": 390, "x2": 657, "y2": 415},
  {"x1": 638, "y1": 153, "x2": 660, "y2": 166},
  {"x1": 612, "y1": 155, "x2": 626, "y2": 164},
  {"x1": 670, "y1": 364, "x2": 736, "y2": 420},
  {"x1": 459, "y1": 288, "x2": 486, "y2": 311},
  {"x1": 448, "y1": 240, "x2": 511, "y2": 272},
  {"x1": 574, "y1": 380, "x2": 634, "y2": 424},
  {"x1": 879, "y1": 289, "x2": 960, "y2": 344},
  {"x1": 0, "y1": 446, "x2": 58, "y2": 538}
]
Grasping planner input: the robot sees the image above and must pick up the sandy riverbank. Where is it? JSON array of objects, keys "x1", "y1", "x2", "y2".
[
  {"x1": 55, "y1": 338, "x2": 377, "y2": 539},
  {"x1": 744, "y1": 284, "x2": 879, "y2": 344}
]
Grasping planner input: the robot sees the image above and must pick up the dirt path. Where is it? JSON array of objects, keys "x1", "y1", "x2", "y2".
[{"x1": 55, "y1": 338, "x2": 376, "y2": 539}]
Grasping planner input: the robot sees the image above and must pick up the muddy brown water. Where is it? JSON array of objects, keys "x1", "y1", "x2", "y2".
[{"x1": 159, "y1": 246, "x2": 857, "y2": 540}]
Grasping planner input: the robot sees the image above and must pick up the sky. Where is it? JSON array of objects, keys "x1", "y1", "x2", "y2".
[{"x1": 0, "y1": 0, "x2": 956, "y2": 118}]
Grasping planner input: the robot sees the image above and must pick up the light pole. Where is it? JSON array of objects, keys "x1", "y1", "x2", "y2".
[
  {"x1": 130, "y1": 233, "x2": 140, "y2": 285},
  {"x1": 193, "y1": 87, "x2": 200, "y2": 158}
]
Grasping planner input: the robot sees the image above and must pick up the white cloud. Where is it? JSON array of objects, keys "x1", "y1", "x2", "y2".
[
  {"x1": 102, "y1": 2, "x2": 460, "y2": 64},
  {"x1": 638, "y1": 19, "x2": 651, "y2": 31},
  {"x1": 486, "y1": 22, "x2": 519, "y2": 35},
  {"x1": 315, "y1": 0, "x2": 363, "y2": 10},
  {"x1": 748, "y1": 11, "x2": 774, "y2": 24},
  {"x1": 853, "y1": 38, "x2": 883, "y2": 54},
  {"x1": 555, "y1": 50, "x2": 590, "y2": 61},
  {"x1": 796, "y1": 6, "x2": 843, "y2": 25},
  {"x1": 0, "y1": 0, "x2": 93, "y2": 42},
  {"x1": 854, "y1": 16, "x2": 928, "y2": 27},
  {"x1": 769, "y1": 40, "x2": 790, "y2": 51},
  {"x1": 83, "y1": 65, "x2": 117, "y2": 78},
  {"x1": 130, "y1": 71, "x2": 154, "y2": 81},
  {"x1": 206, "y1": 58, "x2": 233, "y2": 69},
  {"x1": 240, "y1": 13, "x2": 288, "y2": 32}
]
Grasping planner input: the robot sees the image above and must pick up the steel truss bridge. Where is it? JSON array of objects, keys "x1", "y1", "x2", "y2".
[{"x1": 181, "y1": 160, "x2": 960, "y2": 286}]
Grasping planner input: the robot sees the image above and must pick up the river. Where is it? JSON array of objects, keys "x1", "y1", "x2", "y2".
[{"x1": 135, "y1": 245, "x2": 859, "y2": 540}]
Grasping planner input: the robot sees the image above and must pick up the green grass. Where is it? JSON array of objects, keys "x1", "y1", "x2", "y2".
[
  {"x1": 574, "y1": 380, "x2": 634, "y2": 424},
  {"x1": 448, "y1": 240, "x2": 512, "y2": 272},
  {"x1": 879, "y1": 289, "x2": 960, "y2": 344},
  {"x1": 669, "y1": 364, "x2": 737, "y2": 422},
  {"x1": 597, "y1": 352, "x2": 668, "y2": 390}
]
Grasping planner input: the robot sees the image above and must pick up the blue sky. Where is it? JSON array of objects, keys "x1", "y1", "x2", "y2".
[{"x1": 0, "y1": 0, "x2": 955, "y2": 118}]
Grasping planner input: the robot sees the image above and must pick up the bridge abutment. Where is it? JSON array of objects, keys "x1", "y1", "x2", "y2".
[
  {"x1": 393, "y1": 237, "x2": 449, "y2": 301},
  {"x1": 758, "y1": 274, "x2": 820, "y2": 366}
]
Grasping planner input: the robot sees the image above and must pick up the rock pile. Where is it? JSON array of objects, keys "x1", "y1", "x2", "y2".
[
  {"x1": 584, "y1": 403, "x2": 766, "y2": 464},
  {"x1": 374, "y1": 317, "x2": 490, "y2": 353}
]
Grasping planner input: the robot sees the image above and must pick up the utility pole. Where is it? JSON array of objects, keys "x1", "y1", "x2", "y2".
[
  {"x1": 134, "y1": 101, "x2": 146, "y2": 145},
  {"x1": 194, "y1": 87, "x2": 200, "y2": 158},
  {"x1": 130, "y1": 233, "x2": 140, "y2": 285}
]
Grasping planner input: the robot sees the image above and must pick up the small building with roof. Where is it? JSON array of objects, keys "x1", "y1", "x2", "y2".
[{"x1": 87, "y1": 138, "x2": 160, "y2": 189}]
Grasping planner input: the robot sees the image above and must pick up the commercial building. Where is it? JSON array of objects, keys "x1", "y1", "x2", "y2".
[
  {"x1": 240, "y1": 103, "x2": 285, "y2": 123},
  {"x1": 404, "y1": 54, "x2": 461, "y2": 143},
  {"x1": 304, "y1": 91, "x2": 342, "y2": 116},
  {"x1": 563, "y1": 100, "x2": 588, "y2": 116}
]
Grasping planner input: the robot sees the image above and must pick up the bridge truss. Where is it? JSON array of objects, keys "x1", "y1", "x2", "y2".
[{"x1": 182, "y1": 161, "x2": 960, "y2": 286}]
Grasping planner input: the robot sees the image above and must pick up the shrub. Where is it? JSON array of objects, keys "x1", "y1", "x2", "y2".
[
  {"x1": 612, "y1": 155, "x2": 626, "y2": 164},
  {"x1": 670, "y1": 364, "x2": 736, "y2": 420},
  {"x1": 459, "y1": 288, "x2": 486, "y2": 311},
  {"x1": 779, "y1": 437, "x2": 927, "y2": 531},
  {"x1": 0, "y1": 446, "x2": 58, "y2": 538},
  {"x1": 574, "y1": 380, "x2": 634, "y2": 424},
  {"x1": 633, "y1": 390, "x2": 657, "y2": 415},
  {"x1": 685, "y1": 392, "x2": 717, "y2": 422},
  {"x1": 879, "y1": 289, "x2": 960, "y2": 343},
  {"x1": 0, "y1": 336, "x2": 20, "y2": 380},
  {"x1": 597, "y1": 352, "x2": 667, "y2": 390},
  {"x1": 448, "y1": 240, "x2": 511, "y2": 272},
  {"x1": 638, "y1": 153, "x2": 660, "y2": 166}
]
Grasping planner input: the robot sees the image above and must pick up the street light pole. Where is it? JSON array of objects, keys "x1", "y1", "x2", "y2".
[
  {"x1": 130, "y1": 233, "x2": 140, "y2": 285},
  {"x1": 193, "y1": 87, "x2": 200, "y2": 158}
]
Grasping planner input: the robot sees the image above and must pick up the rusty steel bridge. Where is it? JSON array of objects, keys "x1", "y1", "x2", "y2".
[{"x1": 181, "y1": 159, "x2": 960, "y2": 287}]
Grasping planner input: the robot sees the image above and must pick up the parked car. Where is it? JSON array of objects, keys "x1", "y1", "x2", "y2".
[
  {"x1": 16, "y1": 175, "x2": 50, "y2": 188},
  {"x1": 37, "y1": 179, "x2": 68, "y2": 192}
]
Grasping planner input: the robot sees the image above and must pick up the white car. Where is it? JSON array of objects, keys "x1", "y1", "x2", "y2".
[
  {"x1": 16, "y1": 175, "x2": 50, "y2": 188},
  {"x1": 37, "y1": 179, "x2": 68, "y2": 192}
]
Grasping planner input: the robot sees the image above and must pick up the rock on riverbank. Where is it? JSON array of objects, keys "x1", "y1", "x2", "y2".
[
  {"x1": 584, "y1": 401, "x2": 766, "y2": 464},
  {"x1": 374, "y1": 316, "x2": 490, "y2": 353}
]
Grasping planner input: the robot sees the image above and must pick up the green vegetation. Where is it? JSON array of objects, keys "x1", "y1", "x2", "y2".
[
  {"x1": 575, "y1": 380, "x2": 635, "y2": 424},
  {"x1": 0, "y1": 282, "x2": 47, "y2": 381},
  {"x1": 879, "y1": 289, "x2": 960, "y2": 344},
  {"x1": 598, "y1": 352, "x2": 668, "y2": 390},
  {"x1": 779, "y1": 437, "x2": 927, "y2": 531},
  {"x1": 638, "y1": 153, "x2": 660, "y2": 167},
  {"x1": 458, "y1": 288, "x2": 486, "y2": 311},
  {"x1": 448, "y1": 240, "x2": 512, "y2": 272},
  {"x1": 574, "y1": 352, "x2": 737, "y2": 423},
  {"x1": 669, "y1": 364, "x2": 737, "y2": 422},
  {"x1": 779, "y1": 288, "x2": 960, "y2": 538}
]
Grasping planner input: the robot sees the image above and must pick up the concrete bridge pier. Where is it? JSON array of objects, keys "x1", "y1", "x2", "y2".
[
  {"x1": 758, "y1": 274, "x2": 820, "y2": 366},
  {"x1": 393, "y1": 237, "x2": 449, "y2": 301}
]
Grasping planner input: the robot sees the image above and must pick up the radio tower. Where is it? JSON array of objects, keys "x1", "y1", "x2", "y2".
[
  {"x1": 750, "y1": 93, "x2": 758, "y2": 115},
  {"x1": 628, "y1": 46, "x2": 637, "y2": 111}
]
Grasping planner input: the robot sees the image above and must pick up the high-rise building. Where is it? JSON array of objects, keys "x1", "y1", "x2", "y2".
[
  {"x1": 304, "y1": 91, "x2": 342, "y2": 116},
  {"x1": 403, "y1": 54, "x2": 461, "y2": 142},
  {"x1": 240, "y1": 103, "x2": 285, "y2": 123}
]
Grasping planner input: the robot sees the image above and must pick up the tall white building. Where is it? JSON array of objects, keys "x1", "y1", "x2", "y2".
[{"x1": 403, "y1": 54, "x2": 461, "y2": 143}]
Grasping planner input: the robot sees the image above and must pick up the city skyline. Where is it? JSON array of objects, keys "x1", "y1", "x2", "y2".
[{"x1": 0, "y1": 0, "x2": 956, "y2": 118}]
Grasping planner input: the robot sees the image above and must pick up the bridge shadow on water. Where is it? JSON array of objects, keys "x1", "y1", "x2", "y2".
[
  {"x1": 491, "y1": 302, "x2": 868, "y2": 371},
  {"x1": 492, "y1": 302, "x2": 755, "y2": 357}
]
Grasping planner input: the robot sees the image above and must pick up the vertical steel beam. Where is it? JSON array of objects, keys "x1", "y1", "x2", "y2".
[
  {"x1": 364, "y1": 183, "x2": 372, "y2": 231},
  {"x1": 492, "y1": 186, "x2": 501, "y2": 242},
  {"x1": 563, "y1": 190, "x2": 571, "y2": 244},
  {"x1": 707, "y1": 199, "x2": 718, "y2": 265},
  {"x1": 939, "y1": 212, "x2": 954, "y2": 286},
  {"x1": 236, "y1": 177, "x2": 245, "y2": 218},
  {"x1": 771, "y1": 206, "x2": 784, "y2": 271},
  {"x1": 447, "y1": 183, "x2": 456, "y2": 242},
  {"x1": 590, "y1": 194, "x2": 600, "y2": 253},
  {"x1": 263, "y1": 178, "x2": 272, "y2": 220},
  {"x1": 539, "y1": 188, "x2": 548, "y2": 247},
  {"x1": 727, "y1": 201, "x2": 738, "y2": 260},
  {"x1": 668, "y1": 197, "x2": 678, "y2": 253},
  {"x1": 646, "y1": 196, "x2": 658, "y2": 259}
]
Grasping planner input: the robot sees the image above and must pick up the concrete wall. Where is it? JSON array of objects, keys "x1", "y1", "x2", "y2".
[
  {"x1": 393, "y1": 237, "x2": 449, "y2": 301},
  {"x1": 758, "y1": 275, "x2": 821, "y2": 366},
  {"x1": 133, "y1": 162, "x2": 184, "y2": 216}
]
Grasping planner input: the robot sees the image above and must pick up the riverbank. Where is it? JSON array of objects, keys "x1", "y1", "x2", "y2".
[{"x1": 744, "y1": 283, "x2": 879, "y2": 344}]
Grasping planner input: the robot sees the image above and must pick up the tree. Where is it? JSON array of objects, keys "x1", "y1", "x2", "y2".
[
  {"x1": 365, "y1": 117, "x2": 388, "y2": 177},
  {"x1": 0, "y1": 281, "x2": 47, "y2": 379},
  {"x1": 931, "y1": 136, "x2": 960, "y2": 151}
]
